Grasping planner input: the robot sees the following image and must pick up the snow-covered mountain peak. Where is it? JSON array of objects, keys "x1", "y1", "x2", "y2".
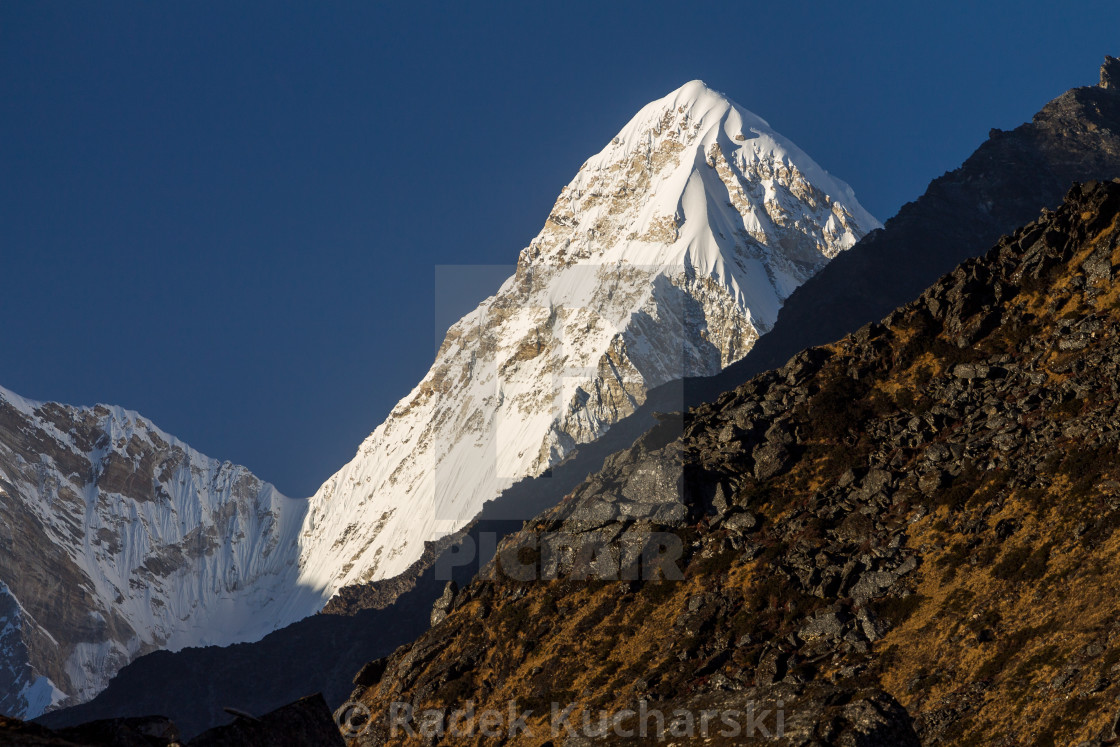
[
  {"x1": 295, "y1": 84, "x2": 880, "y2": 595},
  {"x1": 602, "y1": 79, "x2": 769, "y2": 152},
  {"x1": 579, "y1": 80, "x2": 873, "y2": 224}
]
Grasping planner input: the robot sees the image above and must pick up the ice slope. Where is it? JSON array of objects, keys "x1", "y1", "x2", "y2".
[
  {"x1": 294, "y1": 80, "x2": 880, "y2": 594},
  {"x1": 0, "y1": 386, "x2": 322, "y2": 717}
]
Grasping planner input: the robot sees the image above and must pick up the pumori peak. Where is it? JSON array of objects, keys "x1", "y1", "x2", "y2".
[{"x1": 293, "y1": 81, "x2": 880, "y2": 594}]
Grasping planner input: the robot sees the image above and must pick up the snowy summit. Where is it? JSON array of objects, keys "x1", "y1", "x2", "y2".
[{"x1": 294, "y1": 80, "x2": 880, "y2": 593}]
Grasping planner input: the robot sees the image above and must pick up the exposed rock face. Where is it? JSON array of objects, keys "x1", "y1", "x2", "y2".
[
  {"x1": 294, "y1": 80, "x2": 878, "y2": 596},
  {"x1": 0, "y1": 389, "x2": 318, "y2": 718},
  {"x1": 341, "y1": 181, "x2": 1120, "y2": 745},
  {"x1": 1103, "y1": 55, "x2": 1120, "y2": 90}
]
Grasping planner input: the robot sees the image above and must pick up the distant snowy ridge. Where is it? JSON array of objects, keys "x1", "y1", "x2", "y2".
[
  {"x1": 0, "y1": 386, "x2": 321, "y2": 718},
  {"x1": 294, "y1": 80, "x2": 880, "y2": 594}
]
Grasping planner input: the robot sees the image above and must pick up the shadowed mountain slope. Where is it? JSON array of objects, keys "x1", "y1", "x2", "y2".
[{"x1": 344, "y1": 180, "x2": 1120, "y2": 745}]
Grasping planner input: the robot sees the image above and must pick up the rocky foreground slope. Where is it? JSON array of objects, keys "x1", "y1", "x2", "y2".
[{"x1": 341, "y1": 181, "x2": 1120, "y2": 746}]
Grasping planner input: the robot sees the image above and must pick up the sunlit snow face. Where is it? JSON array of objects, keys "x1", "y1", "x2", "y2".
[{"x1": 297, "y1": 81, "x2": 878, "y2": 594}]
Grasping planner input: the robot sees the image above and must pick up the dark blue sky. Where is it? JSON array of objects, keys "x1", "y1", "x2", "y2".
[{"x1": 2, "y1": 1, "x2": 1117, "y2": 496}]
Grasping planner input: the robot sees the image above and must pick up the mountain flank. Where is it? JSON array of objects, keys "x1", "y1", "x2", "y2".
[
  {"x1": 342, "y1": 180, "x2": 1120, "y2": 746},
  {"x1": 0, "y1": 389, "x2": 316, "y2": 719},
  {"x1": 294, "y1": 79, "x2": 877, "y2": 599}
]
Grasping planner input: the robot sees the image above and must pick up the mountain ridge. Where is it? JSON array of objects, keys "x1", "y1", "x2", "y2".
[
  {"x1": 341, "y1": 178, "x2": 1120, "y2": 746},
  {"x1": 3, "y1": 81, "x2": 877, "y2": 719}
]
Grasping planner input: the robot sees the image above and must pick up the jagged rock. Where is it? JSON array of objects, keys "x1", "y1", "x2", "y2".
[
  {"x1": 429, "y1": 581, "x2": 458, "y2": 627},
  {"x1": 953, "y1": 362, "x2": 991, "y2": 379},
  {"x1": 799, "y1": 610, "x2": 846, "y2": 641},
  {"x1": 352, "y1": 658, "x2": 388, "y2": 689},
  {"x1": 708, "y1": 479, "x2": 734, "y2": 514},
  {"x1": 561, "y1": 498, "x2": 620, "y2": 531},
  {"x1": 722, "y1": 510, "x2": 758, "y2": 533},
  {"x1": 753, "y1": 441, "x2": 792, "y2": 480},
  {"x1": 850, "y1": 571, "x2": 901, "y2": 605},
  {"x1": 1103, "y1": 55, "x2": 1120, "y2": 90},
  {"x1": 857, "y1": 606, "x2": 890, "y2": 643}
]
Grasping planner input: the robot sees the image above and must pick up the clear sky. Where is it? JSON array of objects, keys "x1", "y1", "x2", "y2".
[{"x1": 2, "y1": 1, "x2": 1118, "y2": 496}]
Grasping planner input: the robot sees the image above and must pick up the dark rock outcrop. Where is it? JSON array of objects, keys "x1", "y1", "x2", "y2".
[
  {"x1": 1103, "y1": 55, "x2": 1120, "y2": 90},
  {"x1": 0, "y1": 713, "x2": 178, "y2": 746},
  {"x1": 188, "y1": 695, "x2": 344, "y2": 747}
]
